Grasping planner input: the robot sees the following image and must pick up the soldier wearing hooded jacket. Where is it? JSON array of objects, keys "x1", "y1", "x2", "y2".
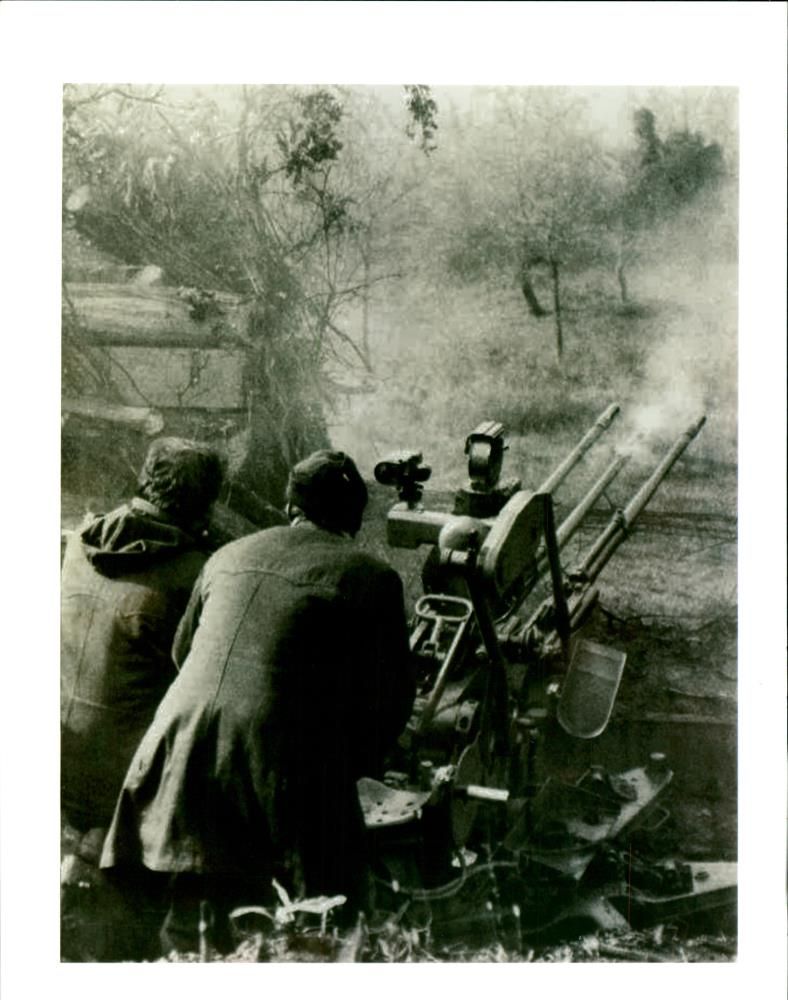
[
  {"x1": 61, "y1": 438, "x2": 224, "y2": 836},
  {"x1": 100, "y1": 450, "x2": 415, "y2": 957}
]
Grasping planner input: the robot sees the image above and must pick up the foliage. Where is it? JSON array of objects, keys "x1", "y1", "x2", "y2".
[
  {"x1": 404, "y1": 84, "x2": 438, "y2": 154},
  {"x1": 62, "y1": 84, "x2": 437, "y2": 503},
  {"x1": 278, "y1": 90, "x2": 345, "y2": 185},
  {"x1": 614, "y1": 106, "x2": 727, "y2": 299},
  {"x1": 623, "y1": 107, "x2": 725, "y2": 226}
]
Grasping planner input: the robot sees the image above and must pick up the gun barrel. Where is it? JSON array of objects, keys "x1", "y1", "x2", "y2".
[
  {"x1": 555, "y1": 454, "x2": 629, "y2": 549},
  {"x1": 527, "y1": 455, "x2": 628, "y2": 585},
  {"x1": 620, "y1": 415, "x2": 706, "y2": 524},
  {"x1": 537, "y1": 403, "x2": 620, "y2": 495},
  {"x1": 573, "y1": 416, "x2": 707, "y2": 588}
]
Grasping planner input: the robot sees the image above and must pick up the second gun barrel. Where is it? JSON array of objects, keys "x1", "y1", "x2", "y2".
[
  {"x1": 574, "y1": 415, "x2": 707, "y2": 585},
  {"x1": 537, "y1": 403, "x2": 620, "y2": 496}
]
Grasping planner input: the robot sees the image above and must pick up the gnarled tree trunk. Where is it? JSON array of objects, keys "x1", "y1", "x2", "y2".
[{"x1": 235, "y1": 299, "x2": 330, "y2": 508}]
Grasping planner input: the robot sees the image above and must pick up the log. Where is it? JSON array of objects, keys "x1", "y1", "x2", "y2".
[
  {"x1": 62, "y1": 396, "x2": 165, "y2": 435},
  {"x1": 64, "y1": 283, "x2": 249, "y2": 348}
]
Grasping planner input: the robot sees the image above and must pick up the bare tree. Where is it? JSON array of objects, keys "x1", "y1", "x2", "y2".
[{"x1": 442, "y1": 87, "x2": 616, "y2": 362}]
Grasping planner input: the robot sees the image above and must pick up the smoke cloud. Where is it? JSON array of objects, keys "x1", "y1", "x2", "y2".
[{"x1": 615, "y1": 256, "x2": 737, "y2": 468}]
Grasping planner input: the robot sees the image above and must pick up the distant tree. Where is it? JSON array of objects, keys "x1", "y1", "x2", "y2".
[
  {"x1": 443, "y1": 88, "x2": 615, "y2": 362},
  {"x1": 634, "y1": 87, "x2": 738, "y2": 174},
  {"x1": 614, "y1": 106, "x2": 726, "y2": 302}
]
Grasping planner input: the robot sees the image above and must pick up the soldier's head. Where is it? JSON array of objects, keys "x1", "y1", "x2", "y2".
[
  {"x1": 285, "y1": 450, "x2": 368, "y2": 537},
  {"x1": 136, "y1": 437, "x2": 225, "y2": 531}
]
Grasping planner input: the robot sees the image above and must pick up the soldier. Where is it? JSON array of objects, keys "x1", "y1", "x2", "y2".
[
  {"x1": 60, "y1": 438, "x2": 224, "y2": 959},
  {"x1": 100, "y1": 450, "x2": 415, "y2": 958}
]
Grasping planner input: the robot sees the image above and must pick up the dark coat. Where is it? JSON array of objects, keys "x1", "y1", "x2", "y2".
[
  {"x1": 100, "y1": 522, "x2": 415, "y2": 902},
  {"x1": 61, "y1": 500, "x2": 211, "y2": 830}
]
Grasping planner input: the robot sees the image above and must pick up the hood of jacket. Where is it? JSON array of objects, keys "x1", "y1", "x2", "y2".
[{"x1": 78, "y1": 498, "x2": 202, "y2": 576}]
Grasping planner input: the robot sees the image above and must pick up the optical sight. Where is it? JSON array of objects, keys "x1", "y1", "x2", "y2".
[{"x1": 374, "y1": 451, "x2": 431, "y2": 506}]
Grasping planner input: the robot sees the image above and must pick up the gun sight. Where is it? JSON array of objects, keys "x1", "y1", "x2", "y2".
[{"x1": 374, "y1": 451, "x2": 432, "y2": 505}]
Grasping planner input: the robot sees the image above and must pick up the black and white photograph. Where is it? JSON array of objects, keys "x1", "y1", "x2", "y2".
[
  {"x1": 57, "y1": 78, "x2": 741, "y2": 965},
  {"x1": 0, "y1": 1, "x2": 785, "y2": 994}
]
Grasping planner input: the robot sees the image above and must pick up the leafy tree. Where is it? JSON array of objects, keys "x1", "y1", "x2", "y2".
[
  {"x1": 62, "y1": 84, "x2": 436, "y2": 504},
  {"x1": 614, "y1": 106, "x2": 726, "y2": 302},
  {"x1": 404, "y1": 85, "x2": 438, "y2": 154}
]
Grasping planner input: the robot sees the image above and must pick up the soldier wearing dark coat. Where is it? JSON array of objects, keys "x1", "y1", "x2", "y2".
[
  {"x1": 61, "y1": 438, "x2": 224, "y2": 835},
  {"x1": 100, "y1": 450, "x2": 415, "y2": 957}
]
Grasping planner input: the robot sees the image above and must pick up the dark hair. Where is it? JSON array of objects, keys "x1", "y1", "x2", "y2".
[
  {"x1": 137, "y1": 438, "x2": 224, "y2": 527},
  {"x1": 285, "y1": 450, "x2": 368, "y2": 536}
]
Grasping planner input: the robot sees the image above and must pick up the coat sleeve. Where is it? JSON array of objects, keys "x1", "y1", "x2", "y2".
[{"x1": 171, "y1": 568, "x2": 205, "y2": 671}]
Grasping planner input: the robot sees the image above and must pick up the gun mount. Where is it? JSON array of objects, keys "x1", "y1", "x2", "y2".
[{"x1": 361, "y1": 406, "x2": 734, "y2": 943}]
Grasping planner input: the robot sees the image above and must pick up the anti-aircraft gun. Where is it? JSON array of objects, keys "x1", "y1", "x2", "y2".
[{"x1": 360, "y1": 406, "x2": 736, "y2": 942}]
